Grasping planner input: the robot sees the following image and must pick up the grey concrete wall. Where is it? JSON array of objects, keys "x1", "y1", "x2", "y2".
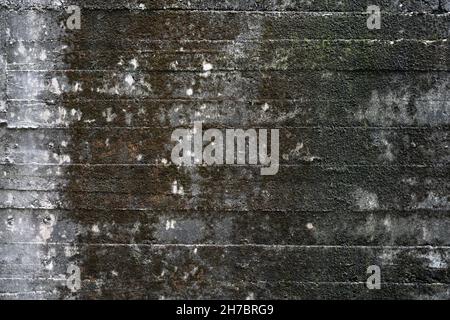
[{"x1": 0, "y1": 0, "x2": 449, "y2": 299}]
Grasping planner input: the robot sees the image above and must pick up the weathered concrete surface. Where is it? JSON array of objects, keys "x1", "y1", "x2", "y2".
[{"x1": 0, "y1": 0, "x2": 449, "y2": 299}]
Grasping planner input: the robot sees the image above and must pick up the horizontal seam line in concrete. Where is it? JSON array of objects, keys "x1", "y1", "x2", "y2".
[
  {"x1": 6, "y1": 39, "x2": 450, "y2": 43},
  {"x1": 7, "y1": 69, "x2": 450, "y2": 73},
  {"x1": 1, "y1": 208, "x2": 448, "y2": 213},
  {"x1": 7, "y1": 98, "x2": 448, "y2": 102},
  {"x1": 0, "y1": 291, "x2": 51, "y2": 296},
  {"x1": 3, "y1": 8, "x2": 449, "y2": 14},
  {"x1": 4, "y1": 126, "x2": 449, "y2": 129},
  {"x1": 6, "y1": 127, "x2": 450, "y2": 131},
  {"x1": 0, "y1": 279, "x2": 448, "y2": 286},
  {"x1": 0, "y1": 163, "x2": 447, "y2": 167},
  {"x1": 0, "y1": 208, "x2": 445, "y2": 213},
  {"x1": 1, "y1": 243, "x2": 450, "y2": 249},
  {"x1": 0, "y1": 277, "x2": 66, "y2": 281},
  {"x1": 1, "y1": 190, "x2": 447, "y2": 195},
  {"x1": 8, "y1": 67, "x2": 450, "y2": 70}
]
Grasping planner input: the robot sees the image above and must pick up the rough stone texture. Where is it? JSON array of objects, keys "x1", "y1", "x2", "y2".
[{"x1": 0, "y1": 0, "x2": 449, "y2": 299}]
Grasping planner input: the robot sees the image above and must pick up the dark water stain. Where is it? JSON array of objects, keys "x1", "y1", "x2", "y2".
[{"x1": 57, "y1": 7, "x2": 449, "y2": 299}]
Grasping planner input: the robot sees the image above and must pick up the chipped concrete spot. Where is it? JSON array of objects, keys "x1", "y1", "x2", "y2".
[
  {"x1": 125, "y1": 74, "x2": 135, "y2": 86},
  {"x1": 64, "y1": 246, "x2": 79, "y2": 258},
  {"x1": 129, "y1": 58, "x2": 139, "y2": 70},
  {"x1": 38, "y1": 214, "x2": 55, "y2": 242},
  {"x1": 202, "y1": 61, "x2": 213, "y2": 71},
  {"x1": 246, "y1": 292, "x2": 255, "y2": 300},
  {"x1": 45, "y1": 260, "x2": 54, "y2": 271},
  {"x1": 72, "y1": 82, "x2": 82, "y2": 92},
  {"x1": 156, "y1": 217, "x2": 206, "y2": 243},
  {"x1": 91, "y1": 225, "x2": 100, "y2": 233},
  {"x1": 50, "y1": 77, "x2": 62, "y2": 95}
]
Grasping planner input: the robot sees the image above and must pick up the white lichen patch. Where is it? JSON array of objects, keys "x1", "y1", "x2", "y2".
[
  {"x1": 356, "y1": 87, "x2": 450, "y2": 126},
  {"x1": 103, "y1": 107, "x2": 117, "y2": 123},
  {"x1": 64, "y1": 246, "x2": 79, "y2": 258},
  {"x1": 378, "y1": 249, "x2": 397, "y2": 266},
  {"x1": 414, "y1": 192, "x2": 449, "y2": 210},
  {"x1": 54, "y1": 153, "x2": 71, "y2": 165},
  {"x1": 96, "y1": 76, "x2": 153, "y2": 96},
  {"x1": 352, "y1": 188, "x2": 380, "y2": 210},
  {"x1": 39, "y1": 50, "x2": 47, "y2": 61},
  {"x1": 422, "y1": 251, "x2": 448, "y2": 269}
]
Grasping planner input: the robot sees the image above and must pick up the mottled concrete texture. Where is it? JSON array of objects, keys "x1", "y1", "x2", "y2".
[{"x1": 0, "y1": 0, "x2": 449, "y2": 299}]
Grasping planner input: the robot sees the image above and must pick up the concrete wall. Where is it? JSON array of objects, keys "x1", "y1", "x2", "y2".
[{"x1": 0, "y1": 0, "x2": 449, "y2": 299}]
